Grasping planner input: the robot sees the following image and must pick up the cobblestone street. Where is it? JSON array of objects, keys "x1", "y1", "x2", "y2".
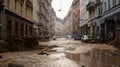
[{"x1": 0, "y1": 38, "x2": 119, "y2": 67}]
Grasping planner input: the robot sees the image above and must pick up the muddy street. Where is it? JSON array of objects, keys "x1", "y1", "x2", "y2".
[{"x1": 0, "y1": 38, "x2": 120, "y2": 67}]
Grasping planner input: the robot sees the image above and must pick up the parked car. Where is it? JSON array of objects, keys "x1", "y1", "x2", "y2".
[
  {"x1": 56, "y1": 36, "x2": 60, "y2": 38},
  {"x1": 66, "y1": 35, "x2": 72, "y2": 39},
  {"x1": 81, "y1": 35, "x2": 91, "y2": 42},
  {"x1": 53, "y1": 36, "x2": 56, "y2": 40},
  {"x1": 74, "y1": 34, "x2": 81, "y2": 40}
]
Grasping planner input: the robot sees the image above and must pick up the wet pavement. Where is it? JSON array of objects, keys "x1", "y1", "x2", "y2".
[{"x1": 0, "y1": 38, "x2": 120, "y2": 67}]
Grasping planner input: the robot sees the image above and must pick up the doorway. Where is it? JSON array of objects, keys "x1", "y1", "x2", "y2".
[
  {"x1": 6, "y1": 20, "x2": 12, "y2": 40},
  {"x1": 105, "y1": 19, "x2": 116, "y2": 42}
]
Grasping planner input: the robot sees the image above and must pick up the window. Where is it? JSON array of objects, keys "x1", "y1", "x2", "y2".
[
  {"x1": 15, "y1": 22, "x2": 19, "y2": 37},
  {"x1": 26, "y1": 25, "x2": 28, "y2": 36},
  {"x1": 104, "y1": 2, "x2": 107, "y2": 12},
  {"x1": 7, "y1": 0, "x2": 10, "y2": 9},
  {"x1": 115, "y1": 0, "x2": 117, "y2": 5},
  {"x1": 26, "y1": 8, "x2": 27, "y2": 18},
  {"x1": 20, "y1": 3, "x2": 23, "y2": 16},
  {"x1": 39, "y1": 16, "x2": 42, "y2": 23},
  {"x1": 113, "y1": 0, "x2": 117, "y2": 7},
  {"x1": 98, "y1": 5, "x2": 101, "y2": 15},
  {"x1": 6, "y1": 21, "x2": 12, "y2": 39},
  {"x1": 20, "y1": 24, "x2": 24, "y2": 37},
  {"x1": 97, "y1": 26, "x2": 99, "y2": 38},
  {"x1": 29, "y1": 26, "x2": 32, "y2": 36},
  {"x1": 15, "y1": 0, "x2": 17, "y2": 12},
  {"x1": 119, "y1": 0, "x2": 120, "y2": 4},
  {"x1": 39, "y1": 4, "x2": 43, "y2": 12},
  {"x1": 108, "y1": 0, "x2": 111, "y2": 9},
  {"x1": 100, "y1": 3, "x2": 103, "y2": 14}
]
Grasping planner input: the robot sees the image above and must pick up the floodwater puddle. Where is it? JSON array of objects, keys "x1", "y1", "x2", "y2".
[{"x1": 80, "y1": 49, "x2": 120, "y2": 67}]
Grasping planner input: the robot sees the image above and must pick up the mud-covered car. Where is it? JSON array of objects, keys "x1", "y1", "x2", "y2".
[{"x1": 81, "y1": 35, "x2": 91, "y2": 42}]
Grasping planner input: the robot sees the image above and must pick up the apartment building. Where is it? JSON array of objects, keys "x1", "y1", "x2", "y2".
[
  {"x1": 0, "y1": 0, "x2": 35, "y2": 51},
  {"x1": 71, "y1": 0, "x2": 80, "y2": 36},
  {"x1": 33, "y1": 0, "x2": 40, "y2": 38},
  {"x1": 37, "y1": 0, "x2": 53, "y2": 40},
  {"x1": 87, "y1": 0, "x2": 120, "y2": 44},
  {"x1": 63, "y1": 7, "x2": 73, "y2": 36},
  {"x1": 55, "y1": 17, "x2": 64, "y2": 37},
  {"x1": 80, "y1": 0, "x2": 91, "y2": 36},
  {"x1": 49, "y1": 8, "x2": 56, "y2": 37}
]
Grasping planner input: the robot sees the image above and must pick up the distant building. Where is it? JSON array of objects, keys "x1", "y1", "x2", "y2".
[
  {"x1": 80, "y1": 0, "x2": 91, "y2": 36},
  {"x1": 49, "y1": 8, "x2": 56, "y2": 37},
  {"x1": 63, "y1": 0, "x2": 80, "y2": 37},
  {"x1": 63, "y1": 7, "x2": 73, "y2": 36},
  {"x1": 87, "y1": 0, "x2": 120, "y2": 43},
  {"x1": 36, "y1": 0, "x2": 54, "y2": 40},
  {"x1": 55, "y1": 17, "x2": 64, "y2": 37},
  {"x1": 71, "y1": 0, "x2": 80, "y2": 35}
]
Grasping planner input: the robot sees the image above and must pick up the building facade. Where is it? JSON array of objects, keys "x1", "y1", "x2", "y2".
[
  {"x1": 0, "y1": 0, "x2": 35, "y2": 50},
  {"x1": 37, "y1": 0, "x2": 53, "y2": 40},
  {"x1": 71, "y1": 0, "x2": 80, "y2": 36},
  {"x1": 87, "y1": 0, "x2": 120, "y2": 44},
  {"x1": 63, "y1": 8, "x2": 73, "y2": 36},
  {"x1": 33, "y1": 0, "x2": 40, "y2": 38},
  {"x1": 55, "y1": 17, "x2": 64, "y2": 37},
  {"x1": 49, "y1": 8, "x2": 56, "y2": 38},
  {"x1": 80, "y1": 0, "x2": 91, "y2": 36}
]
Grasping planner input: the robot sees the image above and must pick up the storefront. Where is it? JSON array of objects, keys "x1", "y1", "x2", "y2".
[
  {"x1": 104, "y1": 12, "x2": 120, "y2": 43},
  {"x1": 116, "y1": 12, "x2": 120, "y2": 34}
]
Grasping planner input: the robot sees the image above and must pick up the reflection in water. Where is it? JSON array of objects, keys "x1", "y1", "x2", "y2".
[{"x1": 80, "y1": 49, "x2": 120, "y2": 67}]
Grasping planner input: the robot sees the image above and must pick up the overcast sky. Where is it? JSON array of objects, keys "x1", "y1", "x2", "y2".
[{"x1": 52, "y1": 0, "x2": 73, "y2": 19}]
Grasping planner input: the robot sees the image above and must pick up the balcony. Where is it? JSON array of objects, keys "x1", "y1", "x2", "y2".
[{"x1": 86, "y1": 2, "x2": 96, "y2": 11}]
